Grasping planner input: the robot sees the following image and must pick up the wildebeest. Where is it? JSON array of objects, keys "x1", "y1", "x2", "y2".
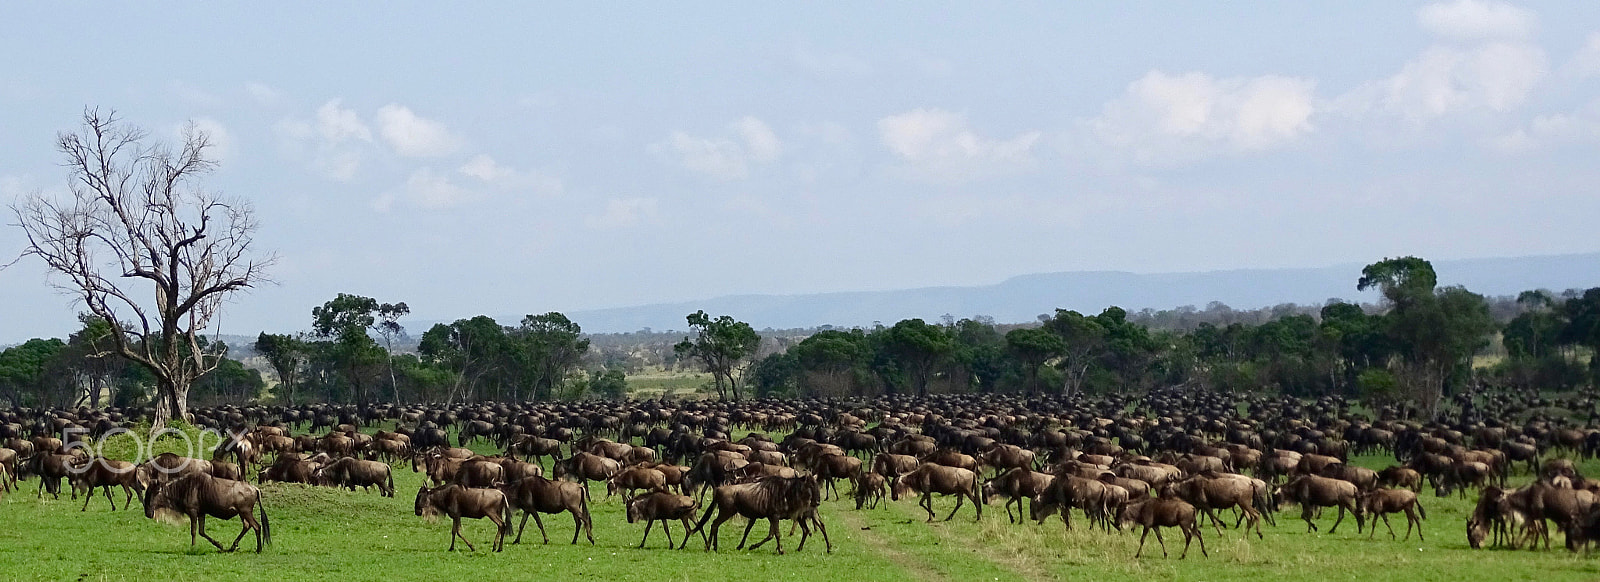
[
  {"x1": 983, "y1": 468, "x2": 1054, "y2": 523},
  {"x1": 627, "y1": 491, "x2": 702, "y2": 549},
  {"x1": 1163, "y1": 473, "x2": 1264, "y2": 539},
  {"x1": 502, "y1": 475, "x2": 595, "y2": 545},
  {"x1": 1280, "y1": 474, "x2": 1363, "y2": 534},
  {"x1": 68, "y1": 457, "x2": 147, "y2": 510},
  {"x1": 143, "y1": 473, "x2": 271, "y2": 553},
  {"x1": 853, "y1": 471, "x2": 888, "y2": 510},
  {"x1": 553, "y1": 452, "x2": 622, "y2": 485},
  {"x1": 1120, "y1": 497, "x2": 1206, "y2": 559},
  {"x1": 892, "y1": 463, "x2": 982, "y2": 522},
  {"x1": 414, "y1": 484, "x2": 512, "y2": 552},
  {"x1": 691, "y1": 475, "x2": 820, "y2": 554},
  {"x1": 1363, "y1": 488, "x2": 1426, "y2": 541},
  {"x1": 317, "y1": 457, "x2": 395, "y2": 497},
  {"x1": 607, "y1": 466, "x2": 667, "y2": 503}
]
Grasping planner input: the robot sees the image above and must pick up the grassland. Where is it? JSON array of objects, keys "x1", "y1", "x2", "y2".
[{"x1": 4, "y1": 427, "x2": 1600, "y2": 582}]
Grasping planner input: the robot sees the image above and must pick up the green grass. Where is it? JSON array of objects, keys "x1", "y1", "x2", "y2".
[
  {"x1": 625, "y1": 372, "x2": 712, "y2": 398},
  {"x1": 6, "y1": 428, "x2": 1600, "y2": 582}
]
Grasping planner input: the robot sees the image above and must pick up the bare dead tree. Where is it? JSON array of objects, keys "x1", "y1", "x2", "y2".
[{"x1": 11, "y1": 108, "x2": 272, "y2": 432}]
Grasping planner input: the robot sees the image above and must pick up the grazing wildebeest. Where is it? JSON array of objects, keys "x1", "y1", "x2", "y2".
[
  {"x1": 691, "y1": 475, "x2": 819, "y2": 554},
  {"x1": 607, "y1": 466, "x2": 668, "y2": 503},
  {"x1": 316, "y1": 457, "x2": 395, "y2": 497},
  {"x1": 502, "y1": 475, "x2": 595, "y2": 545},
  {"x1": 627, "y1": 491, "x2": 702, "y2": 549},
  {"x1": 1363, "y1": 488, "x2": 1426, "y2": 541},
  {"x1": 1280, "y1": 474, "x2": 1363, "y2": 534},
  {"x1": 1378, "y1": 465, "x2": 1423, "y2": 492},
  {"x1": 414, "y1": 484, "x2": 512, "y2": 552},
  {"x1": 68, "y1": 457, "x2": 147, "y2": 510},
  {"x1": 143, "y1": 473, "x2": 271, "y2": 553},
  {"x1": 853, "y1": 471, "x2": 888, "y2": 510},
  {"x1": 892, "y1": 463, "x2": 982, "y2": 522},
  {"x1": 1120, "y1": 497, "x2": 1206, "y2": 559}
]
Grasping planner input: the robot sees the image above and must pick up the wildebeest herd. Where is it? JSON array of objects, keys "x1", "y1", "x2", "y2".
[{"x1": 4, "y1": 385, "x2": 1600, "y2": 559}]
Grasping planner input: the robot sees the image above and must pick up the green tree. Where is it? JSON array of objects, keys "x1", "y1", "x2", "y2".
[
  {"x1": 0, "y1": 338, "x2": 67, "y2": 407},
  {"x1": 1560, "y1": 288, "x2": 1600, "y2": 383},
  {"x1": 311, "y1": 294, "x2": 391, "y2": 405},
  {"x1": 673, "y1": 311, "x2": 761, "y2": 400},
  {"x1": 508, "y1": 312, "x2": 590, "y2": 400},
  {"x1": 589, "y1": 368, "x2": 628, "y2": 400},
  {"x1": 1042, "y1": 309, "x2": 1107, "y2": 396},
  {"x1": 255, "y1": 332, "x2": 309, "y2": 404},
  {"x1": 1006, "y1": 327, "x2": 1064, "y2": 395},
  {"x1": 790, "y1": 329, "x2": 868, "y2": 396},
  {"x1": 418, "y1": 316, "x2": 506, "y2": 404},
  {"x1": 1359, "y1": 257, "x2": 1493, "y2": 418},
  {"x1": 880, "y1": 318, "x2": 954, "y2": 397}
]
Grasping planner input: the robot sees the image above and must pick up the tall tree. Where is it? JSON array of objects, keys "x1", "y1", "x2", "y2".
[
  {"x1": 1042, "y1": 309, "x2": 1107, "y2": 396},
  {"x1": 374, "y1": 302, "x2": 410, "y2": 404},
  {"x1": 508, "y1": 312, "x2": 590, "y2": 400},
  {"x1": 673, "y1": 311, "x2": 760, "y2": 400},
  {"x1": 1359, "y1": 257, "x2": 1493, "y2": 418},
  {"x1": 790, "y1": 329, "x2": 868, "y2": 396},
  {"x1": 880, "y1": 318, "x2": 954, "y2": 397},
  {"x1": 311, "y1": 294, "x2": 392, "y2": 405},
  {"x1": 12, "y1": 109, "x2": 272, "y2": 430},
  {"x1": 1561, "y1": 288, "x2": 1600, "y2": 383},
  {"x1": 255, "y1": 332, "x2": 308, "y2": 404},
  {"x1": 418, "y1": 316, "x2": 506, "y2": 404},
  {"x1": 1005, "y1": 327, "x2": 1064, "y2": 396}
]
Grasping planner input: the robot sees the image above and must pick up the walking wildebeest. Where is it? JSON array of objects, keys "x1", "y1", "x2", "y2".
[
  {"x1": 691, "y1": 475, "x2": 819, "y2": 554},
  {"x1": 627, "y1": 491, "x2": 702, "y2": 549},
  {"x1": 69, "y1": 457, "x2": 147, "y2": 510},
  {"x1": 892, "y1": 463, "x2": 982, "y2": 522},
  {"x1": 1363, "y1": 488, "x2": 1426, "y2": 541},
  {"x1": 143, "y1": 473, "x2": 271, "y2": 553},
  {"x1": 502, "y1": 475, "x2": 595, "y2": 545},
  {"x1": 414, "y1": 484, "x2": 512, "y2": 552},
  {"x1": 1120, "y1": 497, "x2": 1207, "y2": 559},
  {"x1": 1280, "y1": 474, "x2": 1364, "y2": 534}
]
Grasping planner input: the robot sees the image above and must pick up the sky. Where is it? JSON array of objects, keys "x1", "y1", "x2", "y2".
[{"x1": 2, "y1": 1, "x2": 1600, "y2": 343}]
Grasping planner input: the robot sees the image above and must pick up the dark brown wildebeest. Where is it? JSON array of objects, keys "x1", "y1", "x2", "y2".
[
  {"x1": 853, "y1": 471, "x2": 888, "y2": 510},
  {"x1": 212, "y1": 432, "x2": 257, "y2": 480},
  {"x1": 983, "y1": 468, "x2": 1054, "y2": 523},
  {"x1": 209, "y1": 461, "x2": 244, "y2": 481},
  {"x1": 496, "y1": 457, "x2": 544, "y2": 484},
  {"x1": 608, "y1": 466, "x2": 667, "y2": 503},
  {"x1": 814, "y1": 453, "x2": 863, "y2": 501},
  {"x1": 921, "y1": 449, "x2": 981, "y2": 473},
  {"x1": 979, "y1": 444, "x2": 1035, "y2": 476},
  {"x1": 553, "y1": 452, "x2": 622, "y2": 485},
  {"x1": 144, "y1": 453, "x2": 213, "y2": 485},
  {"x1": 258, "y1": 454, "x2": 322, "y2": 485},
  {"x1": 316, "y1": 457, "x2": 395, "y2": 497},
  {"x1": 414, "y1": 484, "x2": 512, "y2": 552},
  {"x1": 68, "y1": 457, "x2": 147, "y2": 510},
  {"x1": 1163, "y1": 473, "x2": 1264, "y2": 539},
  {"x1": 1033, "y1": 473, "x2": 1111, "y2": 530},
  {"x1": 1378, "y1": 466, "x2": 1423, "y2": 492},
  {"x1": 1119, "y1": 497, "x2": 1206, "y2": 559},
  {"x1": 1280, "y1": 474, "x2": 1363, "y2": 534},
  {"x1": 893, "y1": 463, "x2": 982, "y2": 522},
  {"x1": 627, "y1": 491, "x2": 702, "y2": 549},
  {"x1": 691, "y1": 475, "x2": 819, "y2": 554},
  {"x1": 508, "y1": 435, "x2": 565, "y2": 463},
  {"x1": 143, "y1": 473, "x2": 271, "y2": 553},
  {"x1": 1435, "y1": 461, "x2": 1492, "y2": 498},
  {"x1": 502, "y1": 475, "x2": 595, "y2": 545},
  {"x1": 31, "y1": 453, "x2": 76, "y2": 499},
  {"x1": 1363, "y1": 488, "x2": 1426, "y2": 541},
  {"x1": 872, "y1": 453, "x2": 920, "y2": 486},
  {"x1": 1319, "y1": 462, "x2": 1379, "y2": 492}
]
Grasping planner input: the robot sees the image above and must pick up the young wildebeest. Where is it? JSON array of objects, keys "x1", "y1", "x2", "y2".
[
  {"x1": 607, "y1": 466, "x2": 667, "y2": 503},
  {"x1": 414, "y1": 484, "x2": 512, "y2": 552},
  {"x1": 1378, "y1": 465, "x2": 1423, "y2": 493},
  {"x1": 815, "y1": 453, "x2": 863, "y2": 501},
  {"x1": 503, "y1": 475, "x2": 595, "y2": 545},
  {"x1": 316, "y1": 457, "x2": 395, "y2": 497},
  {"x1": 1280, "y1": 474, "x2": 1363, "y2": 534},
  {"x1": 893, "y1": 463, "x2": 982, "y2": 522},
  {"x1": 1120, "y1": 497, "x2": 1207, "y2": 559},
  {"x1": 69, "y1": 457, "x2": 147, "y2": 510},
  {"x1": 853, "y1": 471, "x2": 888, "y2": 510},
  {"x1": 1363, "y1": 488, "x2": 1426, "y2": 541},
  {"x1": 692, "y1": 475, "x2": 817, "y2": 554},
  {"x1": 627, "y1": 491, "x2": 702, "y2": 549},
  {"x1": 143, "y1": 473, "x2": 271, "y2": 553}
]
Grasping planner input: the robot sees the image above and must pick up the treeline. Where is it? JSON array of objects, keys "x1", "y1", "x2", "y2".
[{"x1": 3, "y1": 257, "x2": 1598, "y2": 416}]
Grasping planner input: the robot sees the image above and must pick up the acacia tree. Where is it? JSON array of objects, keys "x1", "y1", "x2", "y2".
[
  {"x1": 509, "y1": 312, "x2": 589, "y2": 401},
  {"x1": 674, "y1": 311, "x2": 760, "y2": 400},
  {"x1": 1006, "y1": 327, "x2": 1063, "y2": 396},
  {"x1": 881, "y1": 318, "x2": 954, "y2": 397},
  {"x1": 12, "y1": 109, "x2": 271, "y2": 430},
  {"x1": 255, "y1": 332, "x2": 308, "y2": 404}
]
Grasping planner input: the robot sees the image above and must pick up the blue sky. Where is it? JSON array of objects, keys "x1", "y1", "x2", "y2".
[{"x1": 3, "y1": 1, "x2": 1600, "y2": 342}]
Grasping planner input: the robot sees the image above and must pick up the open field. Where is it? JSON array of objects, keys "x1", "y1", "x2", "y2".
[{"x1": 6, "y1": 425, "x2": 1600, "y2": 582}]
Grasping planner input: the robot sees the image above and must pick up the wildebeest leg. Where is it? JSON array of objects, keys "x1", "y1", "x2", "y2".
[
  {"x1": 81, "y1": 486, "x2": 95, "y2": 511},
  {"x1": 1301, "y1": 505, "x2": 1317, "y2": 533},
  {"x1": 639, "y1": 519, "x2": 655, "y2": 548},
  {"x1": 228, "y1": 520, "x2": 251, "y2": 552},
  {"x1": 1329, "y1": 504, "x2": 1349, "y2": 534},
  {"x1": 707, "y1": 511, "x2": 734, "y2": 551},
  {"x1": 513, "y1": 511, "x2": 530, "y2": 544},
  {"x1": 662, "y1": 519, "x2": 675, "y2": 548},
  {"x1": 1193, "y1": 523, "x2": 1208, "y2": 557},
  {"x1": 1153, "y1": 526, "x2": 1168, "y2": 558},
  {"x1": 1205, "y1": 507, "x2": 1225, "y2": 536},
  {"x1": 490, "y1": 513, "x2": 506, "y2": 552},
  {"x1": 1136, "y1": 525, "x2": 1150, "y2": 558},
  {"x1": 529, "y1": 511, "x2": 550, "y2": 544},
  {"x1": 1382, "y1": 513, "x2": 1396, "y2": 539},
  {"x1": 814, "y1": 515, "x2": 832, "y2": 553},
  {"x1": 197, "y1": 515, "x2": 228, "y2": 551},
  {"x1": 769, "y1": 517, "x2": 784, "y2": 555},
  {"x1": 920, "y1": 492, "x2": 935, "y2": 522},
  {"x1": 1410, "y1": 507, "x2": 1422, "y2": 541},
  {"x1": 737, "y1": 518, "x2": 759, "y2": 549},
  {"x1": 944, "y1": 493, "x2": 965, "y2": 521}
]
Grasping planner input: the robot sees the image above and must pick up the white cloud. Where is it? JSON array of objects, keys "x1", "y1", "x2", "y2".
[
  {"x1": 315, "y1": 99, "x2": 372, "y2": 144},
  {"x1": 457, "y1": 154, "x2": 563, "y2": 196},
  {"x1": 877, "y1": 108, "x2": 1040, "y2": 183},
  {"x1": 375, "y1": 104, "x2": 461, "y2": 157},
  {"x1": 585, "y1": 197, "x2": 658, "y2": 229},
  {"x1": 1562, "y1": 32, "x2": 1600, "y2": 80},
  {"x1": 402, "y1": 168, "x2": 472, "y2": 209},
  {"x1": 654, "y1": 116, "x2": 783, "y2": 180},
  {"x1": 1090, "y1": 72, "x2": 1317, "y2": 159},
  {"x1": 1417, "y1": 0, "x2": 1535, "y2": 42},
  {"x1": 1488, "y1": 99, "x2": 1600, "y2": 152},
  {"x1": 245, "y1": 82, "x2": 282, "y2": 106}
]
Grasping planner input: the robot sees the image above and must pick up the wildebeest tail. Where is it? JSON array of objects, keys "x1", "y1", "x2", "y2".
[
  {"x1": 1416, "y1": 498, "x2": 1427, "y2": 520},
  {"x1": 500, "y1": 494, "x2": 514, "y2": 537},
  {"x1": 387, "y1": 469, "x2": 395, "y2": 498},
  {"x1": 258, "y1": 490, "x2": 272, "y2": 548},
  {"x1": 689, "y1": 497, "x2": 718, "y2": 537}
]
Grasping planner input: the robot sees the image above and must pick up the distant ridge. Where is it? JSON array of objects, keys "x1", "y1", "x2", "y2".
[{"x1": 542, "y1": 253, "x2": 1600, "y2": 333}]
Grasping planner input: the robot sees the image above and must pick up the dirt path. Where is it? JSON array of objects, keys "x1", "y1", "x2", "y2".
[{"x1": 835, "y1": 509, "x2": 951, "y2": 582}]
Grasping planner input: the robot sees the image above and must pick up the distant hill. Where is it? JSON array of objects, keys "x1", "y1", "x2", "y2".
[{"x1": 540, "y1": 253, "x2": 1600, "y2": 333}]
